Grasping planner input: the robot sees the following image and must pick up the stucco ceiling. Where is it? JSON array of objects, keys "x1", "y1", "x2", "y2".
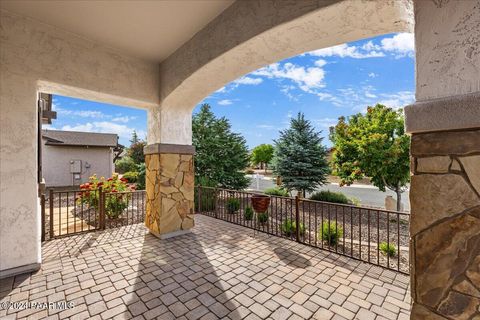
[{"x1": 0, "y1": 0, "x2": 234, "y2": 62}]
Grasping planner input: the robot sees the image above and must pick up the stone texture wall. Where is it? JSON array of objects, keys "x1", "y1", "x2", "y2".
[
  {"x1": 145, "y1": 153, "x2": 194, "y2": 236},
  {"x1": 410, "y1": 129, "x2": 480, "y2": 319}
]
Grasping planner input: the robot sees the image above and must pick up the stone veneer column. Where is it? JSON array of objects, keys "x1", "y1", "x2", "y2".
[
  {"x1": 407, "y1": 103, "x2": 480, "y2": 318},
  {"x1": 143, "y1": 143, "x2": 195, "y2": 238}
]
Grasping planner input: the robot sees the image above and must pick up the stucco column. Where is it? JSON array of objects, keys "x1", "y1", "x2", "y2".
[
  {"x1": 144, "y1": 107, "x2": 195, "y2": 238},
  {"x1": 407, "y1": 1, "x2": 480, "y2": 318}
]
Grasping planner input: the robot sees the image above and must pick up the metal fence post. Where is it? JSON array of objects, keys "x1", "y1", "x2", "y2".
[
  {"x1": 49, "y1": 189, "x2": 54, "y2": 239},
  {"x1": 41, "y1": 193, "x2": 46, "y2": 241},
  {"x1": 295, "y1": 195, "x2": 300, "y2": 243},
  {"x1": 99, "y1": 187, "x2": 106, "y2": 230}
]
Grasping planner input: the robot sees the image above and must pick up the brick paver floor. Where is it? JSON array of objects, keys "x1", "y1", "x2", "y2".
[{"x1": 0, "y1": 215, "x2": 411, "y2": 319}]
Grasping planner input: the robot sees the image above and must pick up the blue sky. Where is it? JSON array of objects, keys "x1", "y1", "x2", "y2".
[{"x1": 47, "y1": 32, "x2": 414, "y2": 148}]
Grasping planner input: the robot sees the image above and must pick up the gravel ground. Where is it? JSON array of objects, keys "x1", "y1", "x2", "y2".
[{"x1": 198, "y1": 190, "x2": 410, "y2": 273}]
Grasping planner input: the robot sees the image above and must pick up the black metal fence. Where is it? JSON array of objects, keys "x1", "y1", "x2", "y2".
[
  {"x1": 195, "y1": 186, "x2": 410, "y2": 274},
  {"x1": 42, "y1": 189, "x2": 146, "y2": 241}
]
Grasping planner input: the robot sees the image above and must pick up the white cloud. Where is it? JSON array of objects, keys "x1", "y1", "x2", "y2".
[
  {"x1": 378, "y1": 91, "x2": 415, "y2": 109},
  {"x1": 305, "y1": 33, "x2": 414, "y2": 59},
  {"x1": 55, "y1": 107, "x2": 106, "y2": 118},
  {"x1": 233, "y1": 76, "x2": 263, "y2": 85},
  {"x1": 218, "y1": 99, "x2": 233, "y2": 106},
  {"x1": 61, "y1": 121, "x2": 146, "y2": 141},
  {"x1": 365, "y1": 92, "x2": 377, "y2": 98},
  {"x1": 252, "y1": 62, "x2": 326, "y2": 94},
  {"x1": 306, "y1": 43, "x2": 385, "y2": 59},
  {"x1": 381, "y1": 33, "x2": 414, "y2": 58},
  {"x1": 111, "y1": 116, "x2": 137, "y2": 123},
  {"x1": 314, "y1": 59, "x2": 327, "y2": 67},
  {"x1": 368, "y1": 72, "x2": 378, "y2": 78},
  {"x1": 313, "y1": 117, "x2": 338, "y2": 128}
]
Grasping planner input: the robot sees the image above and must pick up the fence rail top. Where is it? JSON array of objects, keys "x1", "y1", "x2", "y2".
[{"x1": 195, "y1": 185, "x2": 409, "y2": 216}]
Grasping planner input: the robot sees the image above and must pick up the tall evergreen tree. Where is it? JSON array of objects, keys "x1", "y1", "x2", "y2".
[
  {"x1": 193, "y1": 104, "x2": 250, "y2": 190},
  {"x1": 274, "y1": 113, "x2": 329, "y2": 196},
  {"x1": 130, "y1": 130, "x2": 139, "y2": 144}
]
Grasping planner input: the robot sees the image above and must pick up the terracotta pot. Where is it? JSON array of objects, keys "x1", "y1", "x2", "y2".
[{"x1": 251, "y1": 195, "x2": 270, "y2": 213}]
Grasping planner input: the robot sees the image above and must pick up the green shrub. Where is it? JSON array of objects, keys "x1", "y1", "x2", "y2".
[
  {"x1": 115, "y1": 156, "x2": 137, "y2": 174},
  {"x1": 318, "y1": 220, "x2": 343, "y2": 246},
  {"x1": 244, "y1": 207, "x2": 254, "y2": 220},
  {"x1": 379, "y1": 242, "x2": 397, "y2": 257},
  {"x1": 264, "y1": 187, "x2": 289, "y2": 197},
  {"x1": 226, "y1": 198, "x2": 240, "y2": 214},
  {"x1": 281, "y1": 219, "x2": 305, "y2": 237},
  {"x1": 122, "y1": 171, "x2": 138, "y2": 183},
  {"x1": 310, "y1": 190, "x2": 350, "y2": 204},
  {"x1": 257, "y1": 212, "x2": 268, "y2": 224}
]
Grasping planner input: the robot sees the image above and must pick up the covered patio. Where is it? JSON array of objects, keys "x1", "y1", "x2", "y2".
[{"x1": 0, "y1": 215, "x2": 410, "y2": 320}]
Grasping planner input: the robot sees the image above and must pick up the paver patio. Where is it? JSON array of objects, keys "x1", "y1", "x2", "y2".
[{"x1": 0, "y1": 215, "x2": 411, "y2": 320}]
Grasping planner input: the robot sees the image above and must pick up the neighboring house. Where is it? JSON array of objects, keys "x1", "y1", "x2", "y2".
[{"x1": 41, "y1": 130, "x2": 121, "y2": 187}]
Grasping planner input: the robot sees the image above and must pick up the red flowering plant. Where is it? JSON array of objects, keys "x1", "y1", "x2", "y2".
[{"x1": 77, "y1": 174, "x2": 134, "y2": 219}]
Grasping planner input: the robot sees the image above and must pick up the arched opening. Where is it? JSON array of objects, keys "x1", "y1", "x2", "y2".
[{"x1": 191, "y1": 32, "x2": 414, "y2": 277}]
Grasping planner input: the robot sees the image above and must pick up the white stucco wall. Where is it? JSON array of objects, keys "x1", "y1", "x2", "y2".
[
  {"x1": 0, "y1": 10, "x2": 159, "y2": 273},
  {"x1": 154, "y1": 0, "x2": 413, "y2": 145},
  {"x1": 405, "y1": 0, "x2": 480, "y2": 134},
  {"x1": 415, "y1": 0, "x2": 480, "y2": 102},
  {"x1": 42, "y1": 143, "x2": 114, "y2": 187}
]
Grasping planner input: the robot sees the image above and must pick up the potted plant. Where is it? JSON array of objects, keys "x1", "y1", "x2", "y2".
[{"x1": 251, "y1": 194, "x2": 270, "y2": 213}]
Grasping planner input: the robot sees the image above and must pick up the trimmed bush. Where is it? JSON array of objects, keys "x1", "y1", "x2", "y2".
[
  {"x1": 122, "y1": 171, "x2": 139, "y2": 183},
  {"x1": 281, "y1": 219, "x2": 305, "y2": 237},
  {"x1": 226, "y1": 198, "x2": 240, "y2": 214},
  {"x1": 379, "y1": 242, "x2": 397, "y2": 257},
  {"x1": 310, "y1": 190, "x2": 350, "y2": 204},
  {"x1": 264, "y1": 187, "x2": 289, "y2": 197},
  {"x1": 318, "y1": 220, "x2": 343, "y2": 246},
  {"x1": 257, "y1": 212, "x2": 268, "y2": 224},
  {"x1": 115, "y1": 156, "x2": 137, "y2": 174},
  {"x1": 244, "y1": 207, "x2": 254, "y2": 220}
]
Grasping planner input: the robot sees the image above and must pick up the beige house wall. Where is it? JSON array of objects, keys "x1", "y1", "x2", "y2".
[
  {"x1": 0, "y1": 9, "x2": 159, "y2": 274},
  {"x1": 42, "y1": 143, "x2": 114, "y2": 187}
]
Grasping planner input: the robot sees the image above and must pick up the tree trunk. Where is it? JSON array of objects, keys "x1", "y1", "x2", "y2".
[
  {"x1": 395, "y1": 188, "x2": 402, "y2": 212},
  {"x1": 264, "y1": 163, "x2": 267, "y2": 174}
]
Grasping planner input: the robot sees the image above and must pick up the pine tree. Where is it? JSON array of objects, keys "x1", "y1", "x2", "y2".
[
  {"x1": 193, "y1": 104, "x2": 250, "y2": 190},
  {"x1": 130, "y1": 130, "x2": 139, "y2": 144},
  {"x1": 274, "y1": 113, "x2": 329, "y2": 197}
]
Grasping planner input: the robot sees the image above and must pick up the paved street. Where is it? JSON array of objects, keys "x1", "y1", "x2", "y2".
[{"x1": 247, "y1": 175, "x2": 410, "y2": 212}]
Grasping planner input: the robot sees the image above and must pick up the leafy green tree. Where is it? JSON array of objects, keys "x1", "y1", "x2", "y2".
[
  {"x1": 193, "y1": 104, "x2": 250, "y2": 190},
  {"x1": 274, "y1": 113, "x2": 329, "y2": 197},
  {"x1": 329, "y1": 104, "x2": 410, "y2": 211},
  {"x1": 251, "y1": 144, "x2": 274, "y2": 172}
]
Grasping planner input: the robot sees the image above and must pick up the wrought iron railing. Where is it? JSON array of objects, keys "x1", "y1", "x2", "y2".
[
  {"x1": 195, "y1": 186, "x2": 410, "y2": 274},
  {"x1": 42, "y1": 189, "x2": 146, "y2": 240}
]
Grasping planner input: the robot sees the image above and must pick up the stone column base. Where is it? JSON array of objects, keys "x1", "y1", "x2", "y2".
[
  {"x1": 409, "y1": 129, "x2": 480, "y2": 319},
  {"x1": 144, "y1": 143, "x2": 195, "y2": 237}
]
